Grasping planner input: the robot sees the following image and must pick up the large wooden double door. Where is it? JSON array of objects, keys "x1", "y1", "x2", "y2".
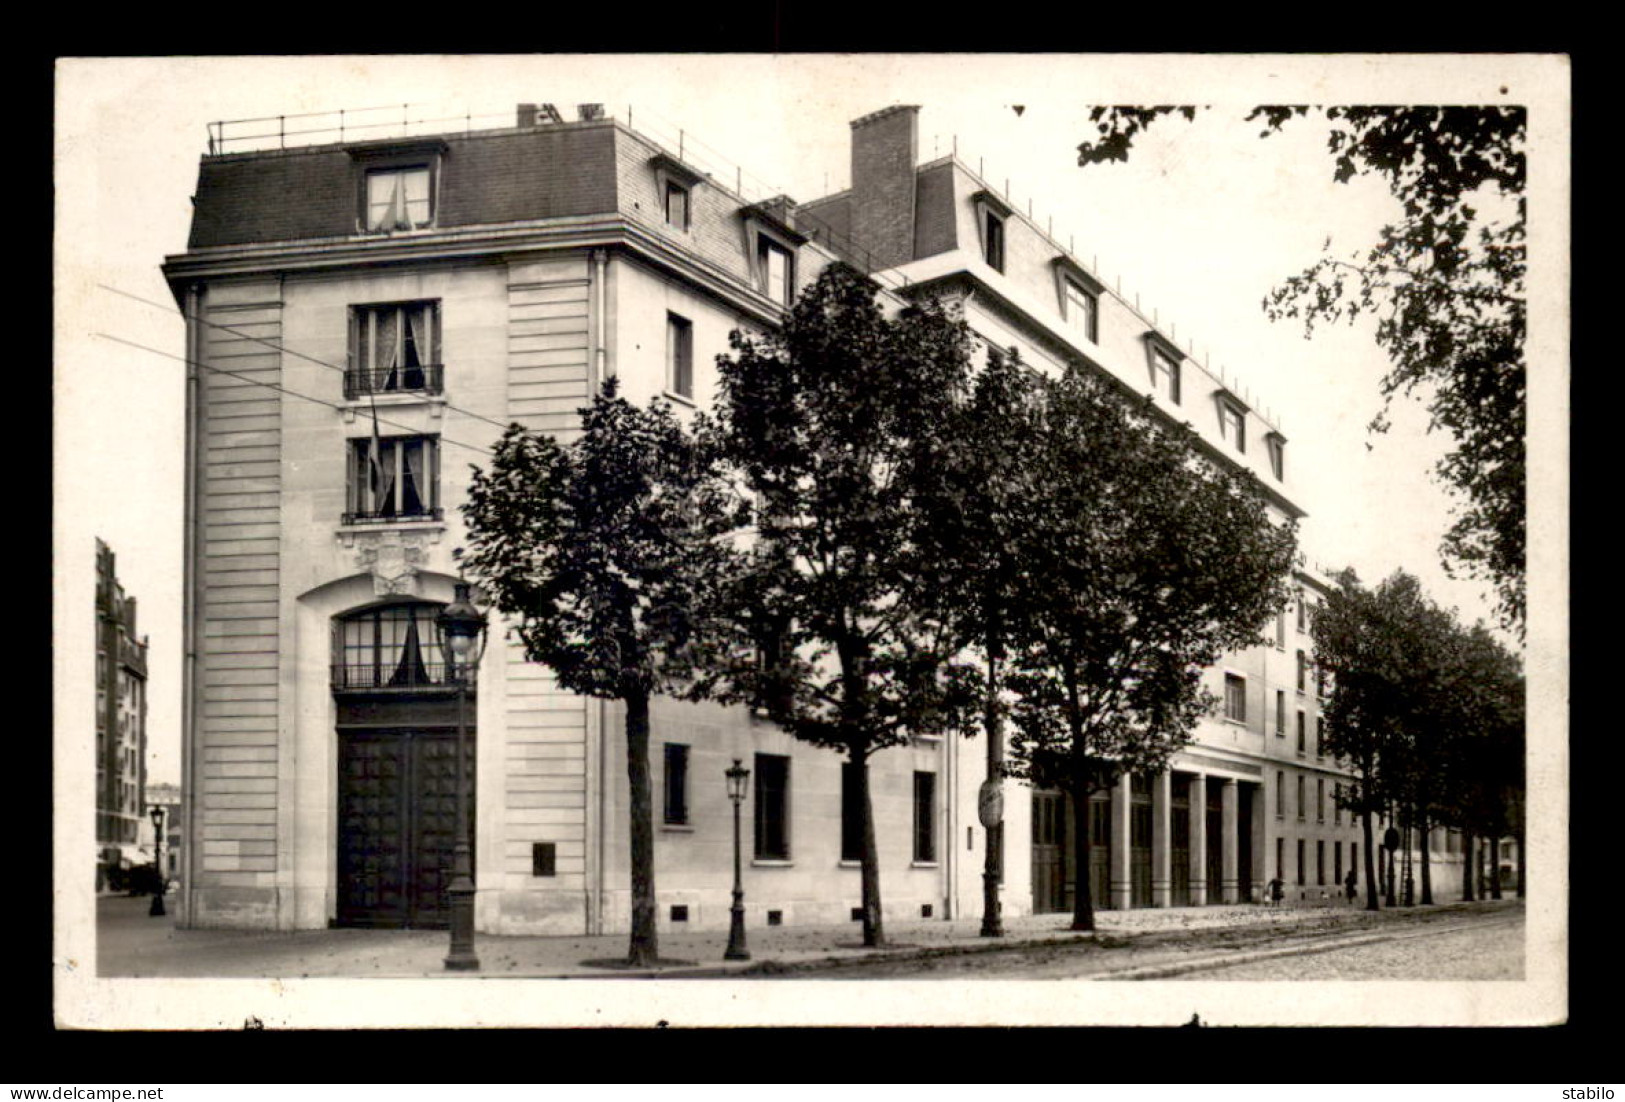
[{"x1": 336, "y1": 728, "x2": 473, "y2": 929}]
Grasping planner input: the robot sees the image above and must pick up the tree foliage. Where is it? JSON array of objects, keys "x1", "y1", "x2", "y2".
[
  {"x1": 998, "y1": 364, "x2": 1299, "y2": 930},
  {"x1": 1078, "y1": 105, "x2": 1527, "y2": 634},
  {"x1": 460, "y1": 380, "x2": 739, "y2": 965},
  {"x1": 699, "y1": 262, "x2": 983, "y2": 947},
  {"x1": 1314, "y1": 567, "x2": 1525, "y2": 909}
]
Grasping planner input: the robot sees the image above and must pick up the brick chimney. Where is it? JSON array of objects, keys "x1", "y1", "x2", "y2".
[
  {"x1": 517, "y1": 104, "x2": 538, "y2": 127},
  {"x1": 849, "y1": 105, "x2": 920, "y2": 271}
]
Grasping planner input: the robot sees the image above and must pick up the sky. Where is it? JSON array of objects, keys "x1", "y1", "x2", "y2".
[{"x1": 54, "y1": 54, "x2": 1569, "y2": 790}]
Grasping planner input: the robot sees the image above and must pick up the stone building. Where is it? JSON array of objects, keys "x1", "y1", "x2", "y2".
[
  {"x1": 96, "y1": 538, "x2": 150, "y2": 890},
  {"x1": 164, "y1": 101, "x2": 1366, "y2": 934}
]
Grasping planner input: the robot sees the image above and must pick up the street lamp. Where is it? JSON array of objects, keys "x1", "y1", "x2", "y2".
[
  {"x1": 437, "y1": 580, "x2": 488, "y2": 972},
  {"x1": 724, "y1": 758, "x2": 751, "y2": 961},
  {"x1": 148, "y1": 804, "x2": 166, "y2": 917}
]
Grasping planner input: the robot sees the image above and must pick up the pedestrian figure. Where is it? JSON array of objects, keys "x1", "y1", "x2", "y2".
[
  {"x1": 1266, "y1": 876, "x2": 1284, "y2": 906},
  {"x1": 1344, "y1": 868, "x2": 1357, "y2": 903}
]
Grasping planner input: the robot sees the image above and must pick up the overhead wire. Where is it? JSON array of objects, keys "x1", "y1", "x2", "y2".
[
  {"x1": 98, "y1": 283, "x2": 515, "y2": 434},
  {"x1": 93, "y1": 331, "x2": 499, "y2": 460}
]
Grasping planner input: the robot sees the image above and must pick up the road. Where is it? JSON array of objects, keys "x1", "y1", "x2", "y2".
[
  {"x1": 1180, "y1": 912, "x2": 1523, "y2": 980},
  {"x1": 724, "y1": 902, "x2": 1525, "y2": 981}
]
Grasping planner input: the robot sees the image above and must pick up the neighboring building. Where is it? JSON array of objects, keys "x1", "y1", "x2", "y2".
[
  {"x1": 163, "y1": 102, "x2": 1362, "y2": 934},
  {"x1": 96, "y1": 538, "x2": 149, "y2": 890}
]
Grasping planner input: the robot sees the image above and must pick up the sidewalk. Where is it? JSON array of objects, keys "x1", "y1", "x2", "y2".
[{"x1": 94, "y1": 890, "x2": 1450, "y2": 980}]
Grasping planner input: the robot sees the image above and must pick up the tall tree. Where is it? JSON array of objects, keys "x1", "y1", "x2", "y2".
[
  {"x1": 1000, "y1": 365, "x2": 1298, "y2": 931},
  {"x1": 1078, "y1": 106, "x2": 1526, "y2": 635},
  {"x1": 460, "y1": 380, "x2": 738, "y2": 966},
  {"x1": 1314, "y1": 568, "x2": 1420, "y2": 911},
  {"x1": 701, "y1": 263, "x2": 982, "y2": 948},
  {"x1": 907, "y1": 347, "x2": 1048, "y2": 936}
]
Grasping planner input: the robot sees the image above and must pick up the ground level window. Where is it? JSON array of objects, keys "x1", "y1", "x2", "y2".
[
  {"x1": 663, "y1": 743, "x2": 689, "y2": 825},
  {"x1": 913, "y1": 771, "x2": 936, "y2": 863},
  {"x1": 754, "y1": 753, "x2": 790, "y2": 860}
]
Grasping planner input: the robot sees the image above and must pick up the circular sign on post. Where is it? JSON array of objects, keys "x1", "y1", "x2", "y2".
[
  {"x1": 1383, "y1": 827, "x2": 1401, "y2": 852},
  {"x1": 977, "y1": 778, "x2": 1004, "y2": 828}
]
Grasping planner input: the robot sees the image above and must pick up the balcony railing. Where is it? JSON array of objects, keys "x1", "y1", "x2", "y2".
[
  {"x1": 331, "y1": 660, "x2": 454, "y2": 691},
  {"x1": 344, "y1": 364, "x2": 444, "y2": 400},
  {"x1": 341, "y1": 506, "x2": 444, "y2": 526}
]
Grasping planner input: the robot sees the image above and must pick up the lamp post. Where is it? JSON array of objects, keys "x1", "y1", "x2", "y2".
[
  {"x1": 147, "y1": 804, "x2": 166, "y2": 917},
  {"x1": 437, "y1": 580, "x2": 488, "y2": 972},
  {"x1": 724, "y1": 758, "x2": 751, "y2": 961}
]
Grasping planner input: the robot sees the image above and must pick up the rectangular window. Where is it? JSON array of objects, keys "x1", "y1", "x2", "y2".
[
  {"x1": 1224, "y1": 674, "x2": 1246, "y2": 723},
  {"x1": 913, "y1": 771, "x2": 937, "y2": 863},
  {"x1": 365, "y1": 166, "x2": 432, "y2": 232},
  {"x1": 1296, "y1": 775, "x2": 1306, "y2": 821},
  {"x1": 1276, "y1": 770, "x2": 1285, "y2": 816},
  {"x1": 666, "y1": 313, "x2": 693, "y2": 399},
  {"x1": 663, "y1": 743, "x2": 689, "y2": 825},
  {"x1": 346, "y1": 435, "x2": 440, "y2": 523},
  {"x1": 758, "y1": 239, "x2": 793, "y2": 306},
  {"x1": 349, "y1": 301, "x2": 441, "y2": 397},
  {"x1": 840, "y1": 761, "x2": 863, "y2": 862},
  {"x1": 1297, "y1": 590, "x2": 1308, "y2": 632},
  {"x1": 1276, "y1": 610, "x2": 1286, "y2": 649},
  {"x1": 1296, "y1": 650, "x2": 1307, "y2": 693},
  {"x1": 754, "y1": 753, "x2": 790, "y2": 860},
  {"x1": 1317, "y1": 840, "x2": 1325, "y2": 885},
  {"x1": 1312, "y1": 714, "x2": 1320, "y2": 756},
  {"x1": 1335, "y1": 840, "x2": 1343, "y2": 884},
  {"x1": 984, "y1": 211, "x2": 1005, "y2": 272},
  {"x1": 1334, "y1": 783, "x2": 1342, "y2": 826},
  {"x1": 1275, "y1": 691, "x2": 1286, "y2": 737},
  {"x1": 664, "y1": 180, "x2": 690, "y2": 231},
  {"x1": 1064, "y1": 280, "x2": 1098, "y2": 343},
  {"x1": 1297, "y1": 838, "x2": 1305, "y2": 885},
  {"x1": 1220, "y1": 402, "x2": 1246, "y2": 452},
  {"x1": 1276, "y1": 836, "x2": 1284, "y2": 880},
  {"x1": 1151, "y1": 348, "x2": 1181, "y2": 404},
  {"x1": 1296, "y1": 710, "x2": 1306, "y2": 754},
  {"x1": 1267, "y1": 436, "x2": 1286, "y2": 481},
  {"x1": 1317, "y1": 778, "x2": 1325, "y2": 823}
]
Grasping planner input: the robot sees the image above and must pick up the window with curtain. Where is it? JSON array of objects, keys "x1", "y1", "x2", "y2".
[
  {"x1": 332, "y1": 602, "x2": 448, "y2": 689},
  {"x1": 365, "y1": 166, "x2": 432, "y2": 232},
  {"x1": 347, "y1": 435, "x2": 440, "y2": 523},
  {"x1": 349, "y1": 301, "x2": 441, "y2": 397},
  {"x1": 1223, "y1": 673, "x2": 1246, "y2": 722}
]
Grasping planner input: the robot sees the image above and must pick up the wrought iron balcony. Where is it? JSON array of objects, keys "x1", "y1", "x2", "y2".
[
  {"x1": 344, "y1": 364, "x2": 444, "y2": 400},
  {"x1": 331, "y1": 660, "x2": 454, "y2": 691}
]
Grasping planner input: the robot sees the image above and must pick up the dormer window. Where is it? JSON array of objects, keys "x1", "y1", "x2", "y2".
[
  {"x1": 651, "y1": 153, "x2": 704, "y2": 234},
  {"x1": 350, "y1": 139, "x2": 446, "y2": 235},
  {"x1": 1266, "y1": 432, "x2": 1286, "y2": 481},
  {"x1": 1143, "y1": 332, "x2": 1182, "y2": 405},
  {"x1": 741, "y1": 201, "x2": 806, "y2": 308},
  {"x1": 1052, "y1": 256, "x2": 1102, "y2": 345},
  {"x1": 665, "y1": 181, "x2": 691, "y2": 231},
  {"x1": 1213, "y1": 387, "x2": 1248, "y2": 453},
  {"x1": 972, "y1": 190, "x2": 1014, "y2": 274}
]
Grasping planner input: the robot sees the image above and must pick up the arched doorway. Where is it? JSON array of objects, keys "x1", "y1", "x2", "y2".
[{"x1": 331, "y1": 601, "x2": 474, "y2": 929}]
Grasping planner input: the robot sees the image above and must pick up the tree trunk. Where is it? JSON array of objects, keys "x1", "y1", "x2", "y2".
[
  {"x1": 624, "y1": 690, "x2": 658, "y2": 965},
  {"x1": 1419, "y1": 810, "x2": 1433, "y2": 905},
  {"x1": 1462, "y1": 832, "x2": 1475, "y2": 902},
  {"x1": 980, "y1": 640, "x2": 1003, "y2": 937},
  {"x1": 1069, "y1": 778, "x2": 1096, "y2": 931},
  {"x1": 1361, "y1": 804, "x2": 1380, "y2": 911},
  {"x1": 856, "y1": 747, "x2": 885, "y2": 947},
  {"x1": 1489, "y1": 836, "x2": 1503, "y2": 899}
]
